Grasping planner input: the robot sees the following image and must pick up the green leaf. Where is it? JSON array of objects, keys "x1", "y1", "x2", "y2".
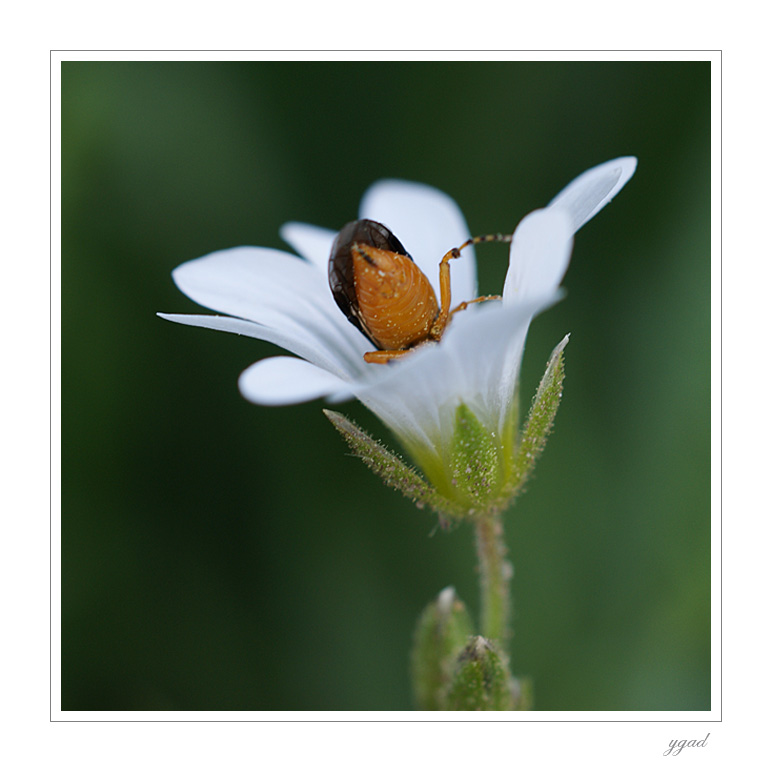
[
  {"x1": 445, "y1": 636, "x2": 514, "y2": 710},
  {"x1": 323, "y1": 410, "x2": 464, "y2": 519},
  {"x1": 411, "y1": 587, "x2": 474, "y2": 710}
]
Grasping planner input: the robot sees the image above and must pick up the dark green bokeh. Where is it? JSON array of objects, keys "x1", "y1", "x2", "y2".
[{"x1": 62, "y1": 60, "x2": 710, "y2": 711}]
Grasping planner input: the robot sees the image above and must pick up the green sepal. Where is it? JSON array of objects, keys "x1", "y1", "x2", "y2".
[
  {"x1": 445, "y1": 636, "x2": 515, "y2": 710},
  {"x1": 323, "y1": 410, "x2": 465, "y2": 519},
  {"x1": 503, "y1": 334, "x2": 569, "y2": 502},
  {"x1": 411, "y1": 587, "x2": 474, "y2": 710},
  {"x1": 449, "y1": 403, "x2": 505, "y2": 511}
]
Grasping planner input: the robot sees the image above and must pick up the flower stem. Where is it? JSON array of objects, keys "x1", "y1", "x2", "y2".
[{"x1": 475, "y1": 512, "x2": 512, "y2": 644}]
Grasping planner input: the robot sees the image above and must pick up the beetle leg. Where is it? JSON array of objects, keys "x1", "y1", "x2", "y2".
[
  {"x1": 431, "y1": 233, "x2": 513, "y2": 339},
  {"x1": 363, "y1": 348, "x2": 414, "y2": 364},
  {"x1": 448, "y1": 294, "x2": 502, "y2": 320},
  {"x1": 432, "y1": 245, "x2": 463, "y2": 339}
]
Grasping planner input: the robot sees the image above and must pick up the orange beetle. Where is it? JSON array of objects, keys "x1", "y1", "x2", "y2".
[{"x1": 329, "y1": 219, "x2": 510, "y2": 364}]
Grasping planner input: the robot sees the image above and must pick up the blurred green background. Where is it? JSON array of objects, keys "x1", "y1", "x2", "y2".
[{"x1": 61, "y1": 60, "x2": 710, "y2": 711}]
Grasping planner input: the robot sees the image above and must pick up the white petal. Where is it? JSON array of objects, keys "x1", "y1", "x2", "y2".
[
  {"x1": 159, "y1": 312, "x2": 269, "y2": 338},
  {"x1": 157, "y1": 313, "x2": 362, "y2": 380},
  {"x1": 171, "y1": 246, "x2": 369, "y2": 375},
  {"x1": 503, "y1": 209, "x2": 574, "y2": 302},
  {"x1": 439, "y1": 297, "x2": 558, "y2": 427},
  {"x1": 548, "y1": 156, "x2": 637, "y2": 234},
  {"x1": 239, "y1": 356, "x2": 350, "y2": 405},
  {"x1": 359, "y1": 179, "x2": 477, "y2": 303},
  {"x1": 172, "y1": 246, "x2": 325, "y2": 326},
  {"x1": 279, "y1": 222, "x2": 337, "y2": 272}
]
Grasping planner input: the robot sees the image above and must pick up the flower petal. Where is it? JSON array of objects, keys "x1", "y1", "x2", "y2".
[
  {"x1": 359, "y1": 179, "x2": 477, "y2": 303},
  {"x1": 503, "y1": 208, "x2": 574, "y2": 303},
  {"x1": 239, "y1": 356, "x2": 350, "y2": 405},
  {"x1": 548, "y1": 156, "x2": 637, "y2": 234},
  {"x1": 279, "y1": 222, "x2": 337, "y2": 272},
  {"x1": 158, "y1": 312, "x2": 358, "y2": 380},
  {"x1": 170, "y1": 246, "x2": 369, "y2": 375}
]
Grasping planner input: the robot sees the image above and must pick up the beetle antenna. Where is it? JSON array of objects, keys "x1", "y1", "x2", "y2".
[{"x1": 447, "y1": 232, "x2": 513, "y2": 260}]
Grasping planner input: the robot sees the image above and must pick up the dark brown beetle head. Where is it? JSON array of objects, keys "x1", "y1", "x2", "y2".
[{"x1": 328, "y1": 219, "x2": 413, "y2": 346}]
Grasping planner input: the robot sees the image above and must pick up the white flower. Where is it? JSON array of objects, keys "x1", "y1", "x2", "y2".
[{"x1": 160, "y1": 157, "x2": 637, "y2": 502}]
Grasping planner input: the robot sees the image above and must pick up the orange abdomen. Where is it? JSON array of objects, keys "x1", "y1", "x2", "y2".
[{"x1": 352, "y1": 245, "x2": 439, "y2": 350}]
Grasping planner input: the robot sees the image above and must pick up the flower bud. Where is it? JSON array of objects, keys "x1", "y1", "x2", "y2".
[
  {"x1": 411, "y1": 587, "x2": 473, "y2": 710},
  {"x1": 446, "y1": 636, "x2": 514, "y2": 711}
]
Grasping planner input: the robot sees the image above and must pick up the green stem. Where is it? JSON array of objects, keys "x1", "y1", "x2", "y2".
[{"x1": 475, "y1": 512, "x2": 512, "y2": 644}]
